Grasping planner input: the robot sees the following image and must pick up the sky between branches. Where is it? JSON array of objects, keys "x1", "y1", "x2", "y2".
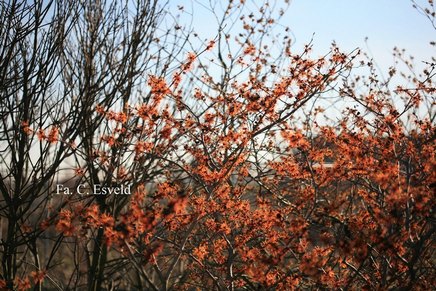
[{"x1": 172, "y1": 0, "x2": 434, "y2": 71}]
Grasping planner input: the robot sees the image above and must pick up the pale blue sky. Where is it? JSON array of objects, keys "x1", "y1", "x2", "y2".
[
  {"x1": 170, "y1": 0, "x2": 435, "y2": 70},
  {"x1": 286, "y1": 1, "x2": 434, "y2": 64}
]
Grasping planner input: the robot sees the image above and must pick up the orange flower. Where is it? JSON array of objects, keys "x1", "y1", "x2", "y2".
[
  {"x1": 134, "y1": 141, "x2": 153, "y2": 154},
  {"x1": 206, "y1": 40, "x2": 215, "y2": 51},
  {"x1": 187, "y1": 52, "x2": 196, "y2": 62},
  {"x1": 148, "y1": 75, "x2": 171, "y2": 95},
  {"x1": 85, "y1": 204, "x2": 100, "y2": 226},
  {"x1": 47, "y1": 126, "x2": 59, "y2": 143},
  {"x1": 74, "y1": 167, "x2": 84, "y2": 176},
  {"x1": 181, "y1": 52, "x2": 196, "y2": 71},
  {"x1": 56, "y1": 209, "x2": 75, "y2": 236},
  {"x1": 15, "y1": 277, "x2": 31, "y2": 291},
  {"x1": 243, "y1": 43, "x2": 256, "y2": 56},
  {"x1": 172, "y1": 72, "x2": 182, "y2": 88},
  {"x1": 193, "y1": 243, "x2": 208, "y2": 262},
  {"x1": 21, "y1": 120, "x2": 33, "y2": 135},
  {"x1": 30, "y1": 270, "x2": 46, "y2": 284},
  {"x1": 160, "y1": 124, "x2": 173, "y2": 139},
  {"x1": 218, "y1": 222, "x2": 231, "y2": 235},
  {"x1": 116, "y1": 112, "x2": 128, "y2": 123},
  {"x1": 102, "y1": 135, "x2": 117, "y2": 147},
  {"x1": 95, "y1": 104, "x2": 105, "y2": 115},
  {"x1": 37, "y1": 128, "x2": 46, "y2": 141},
  {"x1": 100, "y1": 213, "x2": 114, "y2": 227}
]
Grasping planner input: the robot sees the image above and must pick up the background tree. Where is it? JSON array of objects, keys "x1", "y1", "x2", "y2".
[
  {"x1": 0, "y1": 0, "x2": 191, "y2": 289},
  {"x1": 59, "y1": 0, "x2": 190, "y2": 289},
  {"x1": 0, "y1": 0, "x2": 79, "y2": 289}
]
